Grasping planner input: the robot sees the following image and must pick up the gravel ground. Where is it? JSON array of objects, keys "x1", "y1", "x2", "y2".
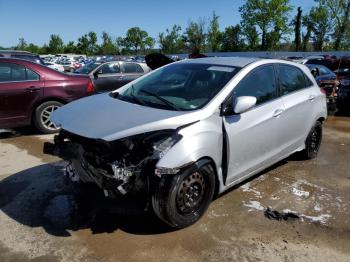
[{"x1": 0, "y1": 116, "x2": 349, "y2": 262}]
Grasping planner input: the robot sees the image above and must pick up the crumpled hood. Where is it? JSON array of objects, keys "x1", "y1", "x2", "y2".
[{"x1": 51, "y1": 93, "x2": 195, "y2": 141}]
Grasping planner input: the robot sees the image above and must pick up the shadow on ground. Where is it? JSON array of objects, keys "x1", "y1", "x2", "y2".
[
  {"x1": 0, "y1": 153, "x2": 308, "y2": 238},
  {"x1": 0, "y1": 162, "x2": 174, "y2": 237},
  {"x1": 0, "y1": 126, "x2": 42, "y2": 139}
]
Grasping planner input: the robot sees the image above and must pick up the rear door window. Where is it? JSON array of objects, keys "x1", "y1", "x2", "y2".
[
  {"x1": 0, "y1": 62, "x2": 40, "y2": 82},
  {"x1": 26, "y1": 68, "x2": 39, "y2": 80},
  {"x1": 233, "y1": 65, "x2": 277, "y2": 105},
  {"x1": 123, "y1": 63, "x2": 144, "y2": 73},
  {"x1": 11, "y1": 64, "x2": 26, "y2": 81},
  {"x1": 278, "y1": 65, "x2": 307, "y2": 95}
]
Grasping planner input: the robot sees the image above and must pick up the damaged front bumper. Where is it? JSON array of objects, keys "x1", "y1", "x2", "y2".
[{"x1": 43, "y1": 130, "x2": 182, "y2": 197}]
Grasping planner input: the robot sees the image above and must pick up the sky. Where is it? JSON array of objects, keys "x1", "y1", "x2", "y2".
[{"x1": 0, "y1": 0, "x2": 316, "y2": 47}]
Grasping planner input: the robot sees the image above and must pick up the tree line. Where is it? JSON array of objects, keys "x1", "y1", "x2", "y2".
[{"x1": 4, "y1": 0, "x2": 350, "y2": 55}]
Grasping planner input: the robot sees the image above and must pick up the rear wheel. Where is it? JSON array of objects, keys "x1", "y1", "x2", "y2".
[
  {"x1": 301, "y1": 121, "x2": 323, "y2": 159},
  {"x1": 33, "y1": 101, "x2": 62, "y2": 134},
  {"x1": 152, "y1": 159, "x2": 215, "y2": 228}
]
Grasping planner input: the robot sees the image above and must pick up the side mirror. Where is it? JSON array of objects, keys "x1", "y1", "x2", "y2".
[
  {"x1": 233, "y1": 96, "x2": 257, "y2": 114},
  {"x1": 93, "y1": 70, "x2": 102, "y2": 78}
]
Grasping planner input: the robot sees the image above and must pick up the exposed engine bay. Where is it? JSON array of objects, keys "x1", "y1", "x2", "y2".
[{"x1": 43, "y1": 129, "x2": 182, "y2": 198}]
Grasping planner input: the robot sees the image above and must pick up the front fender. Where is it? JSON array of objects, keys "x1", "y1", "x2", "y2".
[{"x1": 156, "y1": 115, "x2": 223, "y2": 171}]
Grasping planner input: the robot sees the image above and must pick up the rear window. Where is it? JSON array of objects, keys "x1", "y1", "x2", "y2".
[{"x1": 11, "y1": 54, "x2": 41, "y2": 64}]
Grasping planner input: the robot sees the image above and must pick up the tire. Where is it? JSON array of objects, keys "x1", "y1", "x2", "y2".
[
  {"x1": 33, "y1": 101, "x2": 63, "y2": 134},
  {"x1": 301, "y1": 121, "x2": 323, "y2": 159},
  {"x1": 152, "y1": 159, "x2": 216, "y2": 228}
]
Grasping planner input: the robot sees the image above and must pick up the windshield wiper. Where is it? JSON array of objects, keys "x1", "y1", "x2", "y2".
[
  {"x1": 138, "y1": 89, "x2": 180, "y2": 111},
  {"x1": 110, "y1": 89, "x2": 146, "y2": 106}
]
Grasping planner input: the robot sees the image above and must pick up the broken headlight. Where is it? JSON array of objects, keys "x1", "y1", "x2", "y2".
[{"x1": 152, "y1": 134, "x2": 182, "y2": 159}]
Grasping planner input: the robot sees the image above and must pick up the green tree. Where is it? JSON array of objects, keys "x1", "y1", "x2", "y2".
[
  {"x1": 239, "y1": 0, "x2": 293, "y2": 50},
  {"x1": 318, "y1": 0, "x2": 350, "y2": 50},
  {"x1": 242, "y1": 25, "x2": 260, "y2": 50},
  {"x1": 87, "y1": 31, "x2": 98, "y2": 55},
  {"x1": 159, "y1": 25, "x2": 184, "y2": 54},
  {"x1": 292, "y1": 7, "x2": 303, "y2": 51},
  {"x1": 302, "y1": 15, "x2": 314, "y2": 51},
  {"x1": 117, "y1": 36, "x2": 130, "y2": 54},
  {"x1": 39, "y1": 44, "x2": 49, "y2": 54},
  {"x1": 76, "y1": 34, "x2": 90, "y2": 54},
  {"x1": 144, "y1": 36, "x2": 155, "y2": 53},
  {"x1": 16, "y1": 37, "x2": 27, "y2": 50},
  {"x1": 99, "y1": 32, "x2": 118, "y2": 55},
  {"x1": 125, "y1": 27, "x2": 148, "y2": 54},
  {"x1": 221, "y1": 25, "x2": 245, "y2": 51},
  {"x1": 309, "y1": 4, "x2": 331, "y2": 51},
  {"x1": 183, "y1": 18, "x2": 206, "y2": 54},
  {"x1": 47, "y1": 34, "x2": 64, "y2": 54},
  {"x1": 64, "y1": 41, "x2": 76, "y2": 53},
  {"x1": 26, "y1": 43, "x2": 40, "y2": 53},
  {"x1": 207, "y1": 12, "x2": 222, "y2": 52},
  {"x1": 76, "y1": 32, "x2": 99, "y2": 55}
]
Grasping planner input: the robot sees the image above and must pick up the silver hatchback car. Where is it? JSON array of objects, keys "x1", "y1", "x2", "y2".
[{"x1": 44, "y1": 57, "x2": 327, "y2": 228}]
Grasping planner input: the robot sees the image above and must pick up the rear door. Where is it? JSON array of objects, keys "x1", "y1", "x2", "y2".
[
  {"x1": 276, "y1": 64, "x2": 317, "y2": 151},
  {"x1": 92, "y1": 62, "x2": 123, "y2": 92},
  {"x1": 224, "y1": 64, "x2": 286, "y2": 183},
  {"x1": 0, "y1": 62, "x2": 43, "y2": 128},
  {"x1": 120, "y1": 62, "x2": 145, "y2": 86}
]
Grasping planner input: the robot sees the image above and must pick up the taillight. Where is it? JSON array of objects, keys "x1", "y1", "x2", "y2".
[{"x1": 86, "y1": 79, "x2": 94, "y2": 94}]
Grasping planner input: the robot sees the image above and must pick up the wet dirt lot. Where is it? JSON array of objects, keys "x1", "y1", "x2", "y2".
[{"x1": 0, "y1": 116, "x2": 349, "y2": 262}]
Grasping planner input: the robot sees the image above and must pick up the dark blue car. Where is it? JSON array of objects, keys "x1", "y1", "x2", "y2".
[{"x1": 306, "y1": 64, "x2": 338, "y2": 98}]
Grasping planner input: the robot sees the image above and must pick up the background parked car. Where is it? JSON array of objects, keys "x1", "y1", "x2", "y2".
[
  {"x1": 306, "y1": 64, "x2": 338, "y2": 99},
  {"x1": 334, "y1": 68, "x2": 350, "y2": 80},
  {"x1": 0, "y1": 58, "x2": 94, "y2": 133},
  {"x1": 57, "y1": 59, "x2": 75, "y2": 72},
  {"x1": 0, "y1": 50, "x2": 44, "y2": 64},
  {"x1": 44, "y1": 61, "x2": 65, "y2": 72},
  {"x1": 336, "y1": 78, "x2": 350, "y2": 113},
  {"x1": 74, "y1": 61, "x2": 151, "y2": 92}
]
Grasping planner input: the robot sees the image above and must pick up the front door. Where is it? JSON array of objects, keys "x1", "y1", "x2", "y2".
[
  {"x1": 223, "y1": 64, "x2": 286, "y2": 184},
  {"x1": 0, "y1": 62, "x2": 43, "y2": 128},
  {"x1": 92, "y1": 62, "x2": 123, "y2": 92}
]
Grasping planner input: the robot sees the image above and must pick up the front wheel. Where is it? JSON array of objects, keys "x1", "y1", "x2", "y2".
[
  {"x1": 301, "y1": 121, "x2": 323, "y2": 159},
  {"x1": 33, "y1": 101, "x2": 63, "y2": 134},
  {"x1": 152, "y1": 159, "x2": 216, "y2": 228}
]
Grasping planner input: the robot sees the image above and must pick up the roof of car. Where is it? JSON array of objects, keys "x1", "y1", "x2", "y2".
[
  {"x1": 182, "y1": 57, "x2": 262, "y2": 68},
  {"x1": 0, "y1": 50, "x2": 33, "y2": 54},
  {"x1": 0, "y1": 57, "x2": 41, "y2": 65}
]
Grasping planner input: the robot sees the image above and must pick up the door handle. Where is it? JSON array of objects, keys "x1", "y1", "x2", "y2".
[
  {"x1": 26, "y1": 86, "x2": 41, "y2": 92},
  {"x1": 308, "y1": 95, "x2": 316, "y2": 101},
  {"x1": 273, "y1": 109, "x2": 284, "y2": 117}
]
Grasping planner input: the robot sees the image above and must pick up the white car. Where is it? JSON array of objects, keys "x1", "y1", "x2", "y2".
[
  {"x1": 45, "y1": 57, "x2": 327, "y2": 228},
  {"x1": 44, "y1": 62, "x2": 64, "y2": 72}
]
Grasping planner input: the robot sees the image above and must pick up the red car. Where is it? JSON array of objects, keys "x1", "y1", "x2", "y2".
[{"x1": 0, "y1": 58, "x2": 94, "y2": 133}]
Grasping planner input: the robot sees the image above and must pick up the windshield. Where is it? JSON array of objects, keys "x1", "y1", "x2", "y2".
[
  {"x1": 117, "y1": 63, "x2": 240, "y2": 111},
  {"x1": 75, "y1": 62, "x2": 100, "y2": 74}
]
